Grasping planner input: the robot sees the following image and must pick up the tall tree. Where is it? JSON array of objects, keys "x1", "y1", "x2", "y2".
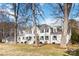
[
  {"x1": 60, "y1": 4, "x2": 68, "y2": 48},
  {"x1": 12, "y1": 3, "x2": 19, "y2": 44},
  {"x1": 50, "y1": 3, "x2": 72, "y2": 48},
  {"x1": 60, "y1": 3, "x2": 72, "y2": 48},
  {"x1": 25, "y1": 3, "x2": 44, "y2": 47},
  {"x1": 32, "y1": 3, "x2": 39, "y2": 47}
]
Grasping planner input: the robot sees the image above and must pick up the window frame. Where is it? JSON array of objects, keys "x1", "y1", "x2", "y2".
[
  {"x1": 53, "y1": 36, "x2": 57, "y2": 40},
  {"x1": 45, "y1": 36, "x2": 49, "y2": 40},
  {"x1": 45, "y1": 28, "x2": 49, "y2": 33},
  {"x1": 40, "y1": 36, "x2": 44, "y2": 40}
]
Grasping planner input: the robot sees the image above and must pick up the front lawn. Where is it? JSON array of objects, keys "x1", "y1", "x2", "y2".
[{"x1": 0, "y1": 43, "x2": 78, "y2": 56}]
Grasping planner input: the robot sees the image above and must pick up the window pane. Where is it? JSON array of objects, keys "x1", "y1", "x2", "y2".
[
  {"x1": 45, "y1": 28, "x2": 49, "y2": 32},
  {"x1": 45, "y1": 36, "x2": 49, "y2": 40},
  {"x1": 51, "y1": 28, "x2": 53, "y2": 33},
  {"x1": 26, "y1": 37, "x2": 28, "y2": 39},
  {"x1": 53, "y1": 36, "x2": 57, "y2": 40},
  {"x1": 18, "y1": 37, "x2": 20, "y2": 40},
  {"x1": 23, "y1": 37, "x2": 25, "y2": 39},
  {"x1": 41, "y1": 30, "x2": 44, "y2": 33},
  {"x1": 28, "y1": 36, "x2": 32, "y2": 41},
  {"x1": 40, "y1": 36, "x2": 44, "y2": 40},
  {"x1": 57, "y1": 26, "x2": 62, "y2": 32}
]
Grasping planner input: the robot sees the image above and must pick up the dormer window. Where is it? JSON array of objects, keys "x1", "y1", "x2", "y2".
[
  {"x1": 57, "y1": 26, "x2": 62, "y2": 32},
  {"x1": 41, "y1": 29, "x2": 44, "y2": 33},
  {"x1": 53, "y1": 28, "x2": 57, "y2": 33},
  {"x1": 51, "y1": 28, "x2": 53, "y2": 33},
  {"x1": 45, "y1": 28, "x2": 49, "y2": 32}
]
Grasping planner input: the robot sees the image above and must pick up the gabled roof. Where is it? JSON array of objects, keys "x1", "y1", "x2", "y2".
[
  {"x1": 17, "y1": 19, "x2": 66, "y2": 34},
  {"x1": 38, "y1": 24, "x2": 51, "y2": 30}
]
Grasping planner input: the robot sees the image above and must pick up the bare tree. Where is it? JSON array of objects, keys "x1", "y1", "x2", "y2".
[
  {"x1": 50, "y1": 3, "x2": 72, "y2": 48},
  {"x1": 60, "y1": 4, "x2": 68, "y2": 48},
  {"x1": 60, "y1": 3, "x2": 72, "y2": 48},
  {"x1": 12, "y1": 3, "x2": 19, "y2": 44},
  {"x1": 24, "y1": 3, "x2": 44, "y2": 47},
  {"x1": 32, "y1": 3, "x2": 39, "y2": 47}
]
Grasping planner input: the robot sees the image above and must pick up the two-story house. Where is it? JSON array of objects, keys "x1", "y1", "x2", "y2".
[{"x1": 17, "y1": 19, "x2": 71, "y2": 44}]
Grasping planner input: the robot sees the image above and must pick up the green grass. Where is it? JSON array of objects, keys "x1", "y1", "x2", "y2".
[{"x1": 0, "y1": 43, "x2": 78, "y2": 56}]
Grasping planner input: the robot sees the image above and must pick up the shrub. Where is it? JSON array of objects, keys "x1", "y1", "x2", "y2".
[{"x1": 71, "y1": 29, "x2": 79, "y2": 44}]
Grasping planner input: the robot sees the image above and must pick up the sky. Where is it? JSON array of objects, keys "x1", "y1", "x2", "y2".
[
  {"x1": 0, "y1": 3, "x2": 79, "y2": 25},
  {"x1": 39, "y1": 3, "x2": 79, "y2": 24},
  {"x1": 38, "y1": 4, "x2": 53, "y2": 24}
]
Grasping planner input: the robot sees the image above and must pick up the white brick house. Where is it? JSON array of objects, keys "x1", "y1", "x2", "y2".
[{"x1": 17, "y1": 19, "x2": 71, "y2": 44}]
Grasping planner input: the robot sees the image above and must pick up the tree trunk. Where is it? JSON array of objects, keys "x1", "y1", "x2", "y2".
[
  {"x1": 60, "y1": 3, "x2": 68, "y2": 48},
  {"x1": 13, "y1": 3, "x2": 18, "y2": 44},
  {"x1": 32, "y1": 3, "x2": 39, "y2": 47}
]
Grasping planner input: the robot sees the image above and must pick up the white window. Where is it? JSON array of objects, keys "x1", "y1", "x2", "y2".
[
  {"x1": 18, "y1": 37, "x2": 20, "y2": 40},
  {"x1": 40, "y1": 36, "x2": 44, "y2": 40},
  {"x1": 53, "y1": 28, "x2": 57, "y2": 33},
  {"x1": 45, "y1": 28, "x2": 49, "y2": 32},
  {"x1": 53, "y1": 36, "x2": 57, "y2": 40},
  {"x1": 51, "y1": 28, "x2": 53, "y2": 33},
  {"x1": 28, "y1": 36, "x2": 32, "y2": 41},
  {"x1": 23, "y1": 37, "x2": 25, "y2": 40},
  {"x1": 34, "y1": 36, "x2": 35, "y2": 39},
  {"x1": 45, "y1": 36, "x2": 49, "y2": 40},
  {"x1": 57, "y1": 26, "x2": 62, "y2": 32},
  {"x1": 41, "y1": 29, "x2": 44, "y2": 33},
  {"x1": 26, "y1": 37, "x2": 28, "y2": 39}
]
